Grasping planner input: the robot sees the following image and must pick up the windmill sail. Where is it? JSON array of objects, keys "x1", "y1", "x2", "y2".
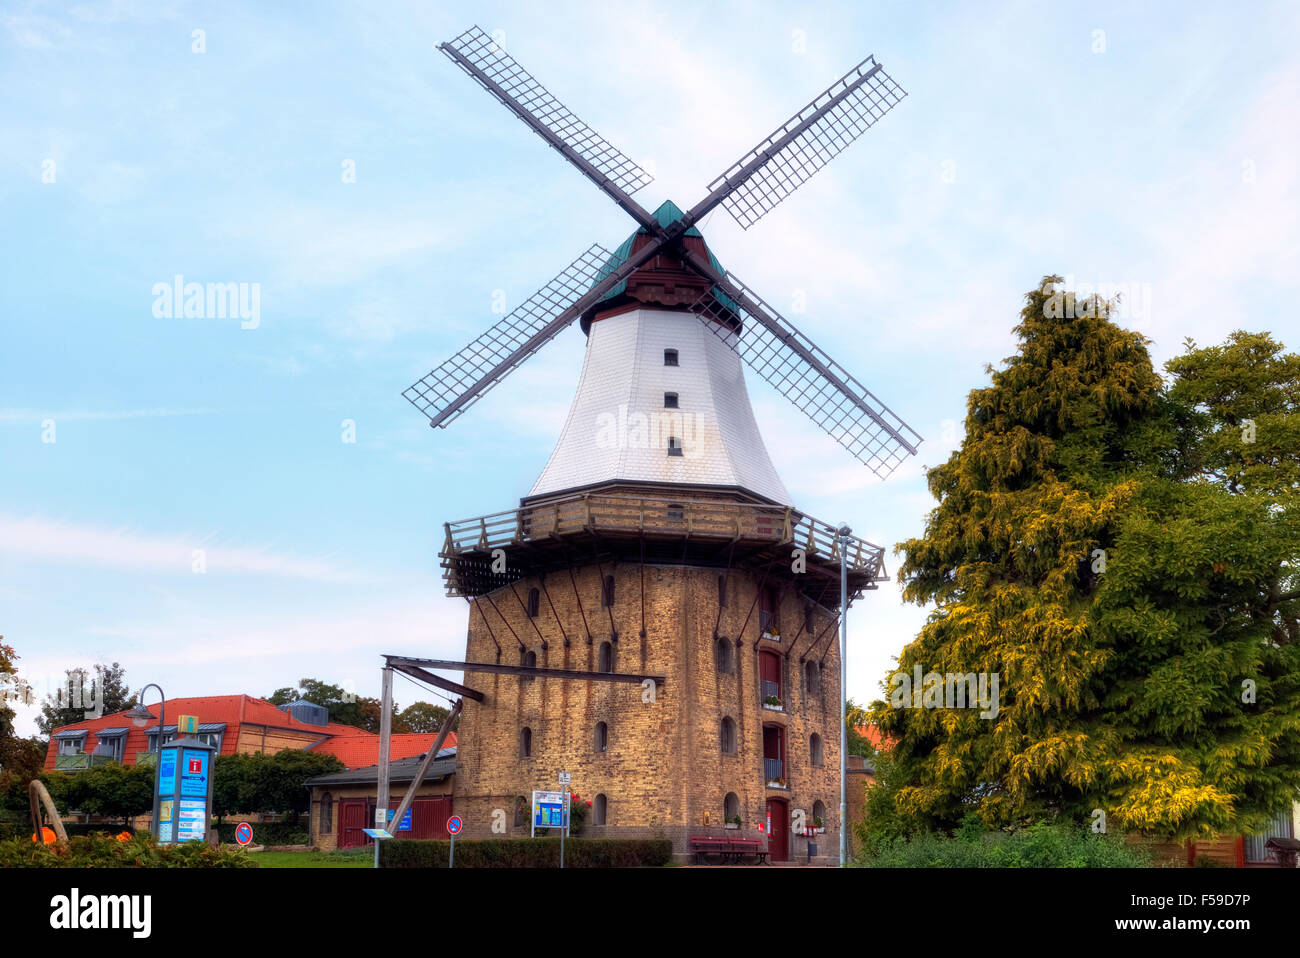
[
  {"x1": 439, "y1": 25, "x2": 655, "y2": 219},
  {"x1": 403, "y1": 245, "x2": 612, "y2": 429},
  {"x1": 694, "y1": 56, "x2": 907, "y2": 231},
  {"x1": 687, "y1": 264, "x2": 921, "y2": 478}
]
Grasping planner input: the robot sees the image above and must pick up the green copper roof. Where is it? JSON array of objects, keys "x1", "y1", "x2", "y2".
[{"x1": 589, "y1": 200, "x2": 737, "y2": 313}]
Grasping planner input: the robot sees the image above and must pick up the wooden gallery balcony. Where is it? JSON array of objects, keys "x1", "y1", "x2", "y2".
[{"x1": 440, "y1": 492, "x2": 887, "y2": 608}]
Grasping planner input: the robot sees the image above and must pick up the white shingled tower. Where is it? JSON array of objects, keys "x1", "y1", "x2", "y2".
[{"x1": 529, "y1": 202, "x2": 792, "y2": 506}]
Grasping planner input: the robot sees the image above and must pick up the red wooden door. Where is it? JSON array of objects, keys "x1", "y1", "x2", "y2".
[
  {"x1": 766, "y1": 799, "x2": 789, "y2": 862},
  {"x1": 408, "y1": 797, "x2": 454, "y2": 839},
  {"x1": 339, "y1": 799, "x2": 370, "y2": 849}
]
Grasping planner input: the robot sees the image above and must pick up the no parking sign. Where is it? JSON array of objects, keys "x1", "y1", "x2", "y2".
[{"x1": 235, "y1": 822, "x2": 253, "y2": 846}]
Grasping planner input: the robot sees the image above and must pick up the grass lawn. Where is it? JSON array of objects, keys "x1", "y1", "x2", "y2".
[{"x1": 252, "y1": 849, "x2": 372, "y2": 868}]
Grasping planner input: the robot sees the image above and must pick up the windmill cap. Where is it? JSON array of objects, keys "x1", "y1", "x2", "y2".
[{"x1": 580, "y1": 200, "x2": 737, "y2": 332}]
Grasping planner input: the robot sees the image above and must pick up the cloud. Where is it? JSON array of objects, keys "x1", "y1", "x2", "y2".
[{"x1": 0, "y1": 514, "x2": 373, "y2": 584}]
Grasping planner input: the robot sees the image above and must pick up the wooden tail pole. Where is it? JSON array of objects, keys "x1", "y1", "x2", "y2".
[
  {"x1": 383, "y1": 699, "x2": 463, "y2": 856},
  {"x1": 29, "y1": 779, "x2": 69, "y2": 844}
]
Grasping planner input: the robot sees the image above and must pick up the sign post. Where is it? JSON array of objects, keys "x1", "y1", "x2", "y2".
[
  {"x1": 363, "y1": 828, "x2": 392, "y2": 869},
  {"x1": 155, "y1": 734, "x2": 216, "y2": 846},
  {"x1": 447, "y1": 815, "x2": 463, "y2": 868},
  {"x1": 557, "y1": 771, "x2": 571, "y2": 870}
]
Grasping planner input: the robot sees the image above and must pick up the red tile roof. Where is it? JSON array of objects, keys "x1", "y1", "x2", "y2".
[
  {"x1": 42, "y1": 694, "x2": 456, "y2": 771},
  {"x1": 311, "y1": 730, "x2": 456, "y2": 768}
]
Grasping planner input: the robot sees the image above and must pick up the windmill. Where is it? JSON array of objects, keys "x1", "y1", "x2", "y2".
[
  {"x1": 383, "y1": 27, "x2": 924, "y2": 864},
  {"x1": 404, "y1": 25, "x2": 922, "y2": 479}
]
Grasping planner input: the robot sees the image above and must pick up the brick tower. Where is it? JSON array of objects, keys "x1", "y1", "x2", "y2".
[{"x1": 442, "y1": 203, "x2": 886, "y2": 862}]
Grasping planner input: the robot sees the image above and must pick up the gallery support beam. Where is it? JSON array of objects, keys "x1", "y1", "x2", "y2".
[{"x1": 385, "y1": 655, "x2": 665, "y2": 686}]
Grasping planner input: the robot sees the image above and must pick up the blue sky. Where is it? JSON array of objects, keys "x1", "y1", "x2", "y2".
[{"x1": 3, "y1": 1, "x2": 1298, "y2": 735}]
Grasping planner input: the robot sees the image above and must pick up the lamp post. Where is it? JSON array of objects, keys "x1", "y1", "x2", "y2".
[
  {"x1": 125, "y1": 684, "x2": 165, "y2": 840},
  {"x1": 836, "y1": 523, "x2": 850, "y2": 868}
]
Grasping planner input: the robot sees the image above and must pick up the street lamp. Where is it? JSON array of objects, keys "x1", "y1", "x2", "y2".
[
  {"x1": 836, "y1": 523, "x2": 851, "y2": 868},
  {"x1": 125, "y1": 684, "x2": 164, "y2": 840}
]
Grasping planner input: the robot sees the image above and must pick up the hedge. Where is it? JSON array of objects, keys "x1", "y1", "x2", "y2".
[
  {"x1": 0, "y1": 820, "x2": 150, "y2": 842},
  {"x1": 855, "y1": 822, "x2": 1152, "y2": 868},
  {"x1": 381, "y1": 837, "x2": 672, "y2": 868},
  {"x1": 215, "y1": 821, "x2": 308, "y2": 846},
  {"x1": 0, "y1": 833, "x2": 256, "y2": 868}
]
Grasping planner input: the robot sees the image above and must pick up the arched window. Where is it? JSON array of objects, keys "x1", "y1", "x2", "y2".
[
  {"x1": 724, "y1": 792, "x2": 740, "y2": 823},
  {"x1": 593, "y1": 793, "x2": 608, "y2": 826},
  {"x1": 715, "y1": 637, "x2": 733, "y2": 674},
  {"x1": 720, "y1": 716, "x2": 737, "y2": 754},
  {"x1": 320, "y1": 792, "x2": 333, "y2": 835},
  {"x1": 805, "y1": 605, "x2": 816, "y2": 633},
  {"x1": 718, "y1": 575, "x2": 728, "y2": 607},
  {"x1": 812, "y1": 800, "x2": 826, "y2": 828},
  {"x1": 523, "y1": 648, "x2": 537, "y2": 682},
  {"x1": 810, "y1": 733, "x2": 823, "y2": 766},
  {"x1": 520, "y1": 726, "x2": 532, "y2": 758},
  {"x1": 805, "y1": 659, "x2": 819, "y2": 696},
  {"x1": 664, "y1": 348, "x2": 678, "y2": 366},
  {"x1": 601, "y1": 575, "x2": 615, "y2": 607},
  {"x1": 513, "y1": 795, "x2": 528, "y2": 828},
  {"x1": 526, "y1": 587, "x2": 540, "y2": 617},
  {"x1": 598, "y1": 641, "x2": 613, "y2": 673},
  {"x1": 595, "y1": 721, "x2": 608, "y2": 752}
]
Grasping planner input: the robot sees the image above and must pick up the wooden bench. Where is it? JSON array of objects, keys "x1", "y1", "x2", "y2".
[{"x1": 688, "y1": 835, "x2": 769, "y2": 865}]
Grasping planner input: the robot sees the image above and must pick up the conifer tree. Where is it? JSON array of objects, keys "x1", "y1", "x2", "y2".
[{"x1": 871, "y1": 278, "x2": 1300, "y2": 841}]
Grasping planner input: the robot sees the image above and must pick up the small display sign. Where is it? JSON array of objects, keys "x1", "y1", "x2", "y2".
[
  {"x1": 158, "y1": 748, "x2": 177, "y2": 798},
  {"x1": 235, "y1": 822, "x2": 254, "y2": 846},
  {"x1": 532, "y1": 790, "x2": 567, "y2": 829},
  {"x1": 180, "y1": 749, "x2": 209, "y2": 797}
]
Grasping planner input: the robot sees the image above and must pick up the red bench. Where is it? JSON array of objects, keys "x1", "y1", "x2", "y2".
[{"x1": 689, "y1": 835, "x2": 769, "y2": 865}]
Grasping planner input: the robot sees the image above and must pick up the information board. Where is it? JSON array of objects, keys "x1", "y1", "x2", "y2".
[
  {"x1": 180, "y1": 749, "x2": 209, "y2": 797},
  {"x1": 532, "y1": 790, "x2": 567, "y2": 829},
  {"x1": 158, "y1": 748, "x2": 177, "y2": 797}
]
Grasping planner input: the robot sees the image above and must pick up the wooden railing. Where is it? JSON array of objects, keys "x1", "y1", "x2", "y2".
[{"x1": 442, "y1": 492, "x2": 885, "y2": 576}]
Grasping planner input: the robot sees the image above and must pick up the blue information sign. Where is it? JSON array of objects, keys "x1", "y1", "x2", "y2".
[
  {"x1": 158, "y1": 748, "x2": 177, "y2": 798},
  {"x1": 180, "y1": 749, "x2": 209, "y2": 796}
]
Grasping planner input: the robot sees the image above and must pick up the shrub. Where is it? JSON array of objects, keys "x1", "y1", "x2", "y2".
[
  {"x1": 214, "y1": 821, "x2": 308, "y2": 845},
  {"x1": 0, "y1": 833, "x2": 256, "y2": 868},
  {"x1": 855, "y1": 821, "x2": 1152, "y2": 868},
  {"x1": 381, "y1": 837, "x2": 671, "y2": 868}
]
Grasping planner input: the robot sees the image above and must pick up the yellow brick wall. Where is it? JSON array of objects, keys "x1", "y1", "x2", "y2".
[{"x1": 452, "y1": 560, "x2": 843, "y2": 861}]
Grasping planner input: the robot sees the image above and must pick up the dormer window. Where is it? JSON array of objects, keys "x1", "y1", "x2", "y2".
[
  {"x1": 664, "y1": 392, "x2": 678, "y2": 408},
  {"x1": 664, "y1": 349, "x2": 678, "y2": 366},
  {"x1": 667, "y1": 437, "x2": 683, "y2": 457}
]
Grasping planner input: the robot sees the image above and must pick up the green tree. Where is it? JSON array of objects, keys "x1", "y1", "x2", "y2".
[
  {"x1": 397, "y1": 701, "x2": 459, "y2": 734},
  {"x1": 37, "y1": 662, "x2": 136, "y2": 735},
  {"x1": 872, "y1": 278, "x2": 1300, "y2": 842},
  {"x1": 212, "y1": 750, "x2": 343, "y2": 823},
  {"x1": 266, "y1": 678, "x2": 401, "y2": 731},
  {"x1": 57, "y1": 762, "x2": 155, "y2": 826}
]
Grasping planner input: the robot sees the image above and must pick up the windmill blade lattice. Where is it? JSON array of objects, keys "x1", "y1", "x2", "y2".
[
  {"x1": 439, "y1": 26, "x2": 654, "y2": 198},
  {"x1": 689, "y1": 270, "x2": 921, "y2": 478},
  {"x1": 403, "y1": 245, "x2": 612, "y2": 429},
  {"x1": 701, "y1": 57, "x2": 906, "y2": 231}
]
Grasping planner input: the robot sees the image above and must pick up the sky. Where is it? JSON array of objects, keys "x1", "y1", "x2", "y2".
[{"x1": 3, "y1": 0, "x2": 1299, "y2": 736}]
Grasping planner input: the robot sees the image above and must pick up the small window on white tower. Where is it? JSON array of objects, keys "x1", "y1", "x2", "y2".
[
  {"x1": 664, "y1": 348, "x2": 678, "y2": 366},
  {"x1": 664, "y1": 392, "x2": 678, "y2": 408},
  {"x1": 667, "y1": 437, "x2": 683, "y2": 457}
]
